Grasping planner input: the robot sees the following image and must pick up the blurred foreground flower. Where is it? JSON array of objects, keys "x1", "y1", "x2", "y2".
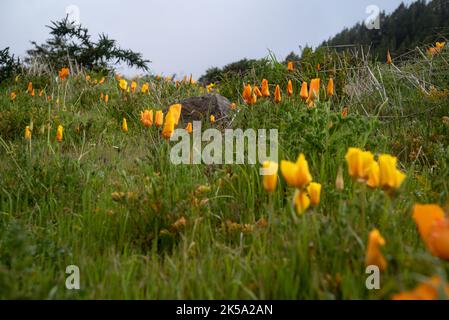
[
  {"x1": 392, "y1": 276, "x2": 449, "y2": 300},
  {"x1": 413, "y1": 204, "x2": 449, "y2": 260},
  {"x1": 59, "y1": 67, "x2": 70, "y2": 80},
  {"x1": 365, "y1": 229, "x2": 387, "y2": 272},
  {"x1": 281, "y1": 154, "x2": 312, "y2": 189}
]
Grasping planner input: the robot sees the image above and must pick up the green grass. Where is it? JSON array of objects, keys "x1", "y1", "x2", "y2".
[{"x1": 0, "y1": 46, "x2": 448, "y2": 299}]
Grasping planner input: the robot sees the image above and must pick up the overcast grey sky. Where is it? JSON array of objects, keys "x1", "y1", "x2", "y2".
[{"x1": 0, "y1": 0, "x2": 416, "y2": 78}]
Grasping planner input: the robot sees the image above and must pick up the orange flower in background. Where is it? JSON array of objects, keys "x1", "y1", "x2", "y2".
[
  {"x1": 38, "y1": 89, "x2": 43, "y2": 97},
  {"x1": 230, "y1": 103, "x2": 236, "y2": 110},
  {"x1": 294, "y1": 189, "x2": 310, "y2": 215},
  {"x1": 85, "y1": 75, "x2": 91, "y2": 82},
  {"x1": 274, "y1": 85, "x2": 281, "y2": 103},
  {"x1": 27, "y1": 82, "x2": 33, "y2": 93},
  {"x1": 316, "y1": 63, "x2": 321, "y2": 71},
  {"x1": 162, "y1": 113, "x2": 175, "y2": 139},
  {"x1": 365, "y1": 229, "x2": 387, "y2": 272},
  {"x1": 140, "y1": 110, "x2": 153, "y2": 127},
  {"x1": 10, "y1": 92, "x2": 16, "y2": 101},
  {"x1": 261, "y1": 79, "x2": 270, "y2": 97},
  {"x1": 300, "y1": 82, "x2": 308, "y2": 101},
  {"x1": 387, "y1": 50, "x2": 392, "y2": 65},
  {"x1": 287, "y1": 80, "x2": 293, "y2": 96},
  {"x1": 210, "y1": 115, "x2": 215, "y2": 123},
  {"x1": 280, "y1": 153, "x2": 313, "y2": 189},
  {"x1": 31, "y1": 89, "x2": 35, "y2": 97},
  {"x1": 250, "y1": 92, "x2": 257, "y2": 105},
  {"x1": 155, "y1": 110, "x2": 164, "y2": 127},
  {"x1": 99, "y1": 77, "x2": 105, "y2": 84},
  {"x1": 104, "y1": 94, "x2": 109, "y2": 104},
  {"x1": 25, "y1": 126, "x2": 31, "y2": 140},
  {"x1": 168, "y1": 104, "x2": 182, "y2": 126},
  {"x1": 392, "y1": 276, "x2": 449, "y2": 300},
  {"x1": 287, "y1": 61, "x2": 294, "y2": 71},
  {"x1": 56, "y1": 125, "x2": 64, "y2": 142},
  {"x1": 59, "y1": 67, "x2": 70, "y2": 80},
  {"x1": 100, "y1": 92, "x2": 104, "y2": 101},
  {"x1": 262, "y1": 161, "x2": 278, "y2": 193},
  {"x1": 327, "y1": 78, "x2": 334, "y2": 97},
  {"x1": 131, "y1": 81, "x2": 137, "y2": 93},
  {"x1": 115, "y1": 74, "x2": 122, "y2": 81},
  {"x1": 413, "y1": 204, "x2": 449, "y2": 260},
  {"x1": 242, "y1": 84, "x2": 252, "y2": 104},
  {"x1": 185, "y1": 122, "x2": 193, "y2": 134},
  {"x1": 254, "y1": 86, "x2": 263, "y2": 97}
]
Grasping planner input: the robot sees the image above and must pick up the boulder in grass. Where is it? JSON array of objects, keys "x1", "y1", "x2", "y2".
[{"x1": 176, "y1": 93, "x2": 231, "y2": 125}]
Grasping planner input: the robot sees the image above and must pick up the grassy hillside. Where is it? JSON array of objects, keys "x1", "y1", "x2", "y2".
[{"x1": 0, "y1": 43, "x2": 448, "y2": 299}]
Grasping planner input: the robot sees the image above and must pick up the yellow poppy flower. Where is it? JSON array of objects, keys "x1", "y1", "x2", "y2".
[
  {"x1": 307, "y1": 182, "x2": 321, "y2": 206},
  {"x1": 140, "y1": 110, "x2": 153, "y2": 127},
  {"x1": 162, "y1": 113, "x2": 175, "y2": 139},
  {"x1": 345, "y1": 148, "x2": 375, "y2": 181},
  {"x1": 25, "y1": 126, "x2": 31, "y2": 140},
  {"x1": 294, "y1": 189, "x2": 310, "y2": 215},
  {"x1": 119, "y1": 79, "x2": 128, "y2": 91},
  {"x1": 378, "y1": 154, "x2": 406, "y2": 190},
  {"x1": 155, "y1": 110, "x2": 164, "y2": 127},
  {"x1": 287, "y1": 80, "x2": 293, "y2": 96},
  {"x1": 280, "y1": 153, "x2": 313, "y2": 189},
  {"x1": 300, "y1": 82, "x2": 308, "y2": 101}
]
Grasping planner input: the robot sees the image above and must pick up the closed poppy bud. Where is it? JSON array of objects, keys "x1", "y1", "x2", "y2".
[
  {"x1": 300, "y1": 82, "x2": 308, "y2": 101},
  {"x1": 387, "y1": 50, "x2": 392, "y2": 65},
  {"x1": 307, "y1": 182, "x2": 321, "y2": 206},
  {"x1": 365, "y1": 229, "x2": 387, "y2": 272},
  {"x1": 140, "y1": 110, "x2": 153, "y2": 127},
  {"x1": 378, "y1": 154, "x2": 406, "y2": 190},
  {"x1": 335, "y1": 166, "x2": 344, "y2": 190},
  {"x1": 308, "y1": 78, "x2": 321, "y2": 101},
  {"x1": 27, "y1": 82, "x2": 33, "y2": 93},
  {"x1": 327, "y1": 78, "x2": 334, "y2": 97},
  {"x1": 105, "y1": 94, "x2": 109, "y2": 104},
  {"x1": 261, "y1": 79, "x2": 270, "y2": 97},
  {"x1": 254, "y1": 86, "x2": 263, "y2": 97},
  {"x1": 287, "y1": 80, "x2": 293, "y2": 96},
  {"x1": 294, "y1": 189, "x2": 310, "y2": 215},
  {"x1": 162, "y1": 113, "x2": 175, "y2": 139},
  {"x1": 56, "y1": 125, "x2": 64, "y2": 142},
  {"x1": 186, "y1": 122, "x2": 193, "y2": 134},
  {"x1": 119, "y1": 79, "x2": 128, "y2": 91},
  {"x1": 287, "y1": 61, "x2": 294, "y2": 71},
  {"x1": 122, "y1": 118, "x2": 128, "y2": 132},
  {"x1": 131, "y1": 81, "x2": 137, "y2": 93},
  {"x1": 210, "y1": 115, "x2": 215, "y2": 123},
  {"x1": 168, "y1": 104, "x2": 182, "y2": 126},
  {"x1": 280, "y1": 153, "x2": 313, "y2": 189},
  {"x1": 38, "y1": 89, "x2": 43, "y2": 97},
  {"x1": 274, "y1": 85, "x2": 281, "y2": 103},
  {"x1": 155, "y1": 110, "x2": 164, "y2": 127},
  {"x1": 31, "y1": 89, "x2": 35, "y2": 97},
  {"x1": 25, "y1": 126, "x2": 31, "y2": 140},
  {"x1": 262, "y1": 161, "x2": 278, "y2": 193}
]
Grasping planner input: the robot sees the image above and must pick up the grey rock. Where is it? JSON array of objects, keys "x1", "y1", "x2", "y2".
[{"x1": 176, "y1": 93, "x2": 231, "y2": 125}]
